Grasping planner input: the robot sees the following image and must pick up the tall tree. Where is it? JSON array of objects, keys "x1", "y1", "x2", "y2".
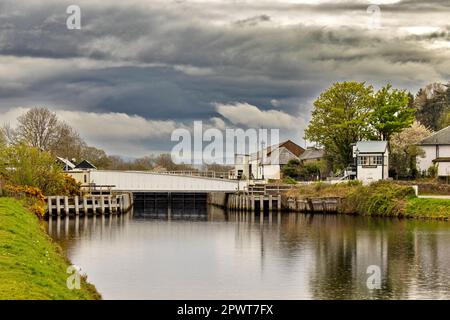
[
  {"x1": 414, "y1": 83, "x2": 450, "y2": 131},
  {"x1": 15, "y1": 107, "x2": 60, "y2": 150},
  {"x1": 50, "y1": 122, "x2": 86, "y2": 161},
  {"x1": 370, "y1": 84, "x2": 415, "y2": 142},
  {"x1": 80, "y1": 146, "x2": 111, "y2": 169},
  {"x1": 305, "y1": 82, "x2": 374, "y2": 170}
]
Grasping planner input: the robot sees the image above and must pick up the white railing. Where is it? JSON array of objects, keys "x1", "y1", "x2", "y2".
[{"x1": 159, "y1": 171, "x2": 230, "y2": 179}]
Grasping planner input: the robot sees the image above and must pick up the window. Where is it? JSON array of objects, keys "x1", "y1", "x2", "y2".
[{"x1": 358, "y1": 156, "x2": 383, "y2": 166}]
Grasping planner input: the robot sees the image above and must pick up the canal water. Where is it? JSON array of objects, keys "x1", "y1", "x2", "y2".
[{"x1": 47, "y1": 203, "x2": 450, "y2": 299}]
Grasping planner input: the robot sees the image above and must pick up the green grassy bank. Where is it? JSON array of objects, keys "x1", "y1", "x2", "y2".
[
  {"x1": 287, "y1": 181, "x2": 450, "y2": 220},
  {"x1": 404, "y1": 198, "x2": 450, "y2": 219},
  {"x1": 0, "y1": 197, "x2": 100, "y2": 300}
]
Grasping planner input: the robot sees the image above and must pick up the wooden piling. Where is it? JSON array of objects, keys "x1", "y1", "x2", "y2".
[
  {"x1": 56, "y1": 196, "x2": 61, "y2": 216},
  {"x1": 64, "y1": 196, "x2": 69, "y2": 215},
  {"x1": 100, "y1": 195, "x2": 105, "y2": 214},
  {"x1": 47, "y1": 197, "x2": 53, "y2": 215},
  {"x1": 74, "y1": 195, "x2": 79, "y2": 215},
  {"x1": 83, "y1": 196, "x2": 88, "y2": 214},
  {"x1": 92, "y1": 196, "x2": 97, "y2": 214}
]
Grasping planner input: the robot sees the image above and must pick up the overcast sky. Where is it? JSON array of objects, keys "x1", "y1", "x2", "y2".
[{"x1": 0, "y1": 0, "x2": 449, "y2": 158}]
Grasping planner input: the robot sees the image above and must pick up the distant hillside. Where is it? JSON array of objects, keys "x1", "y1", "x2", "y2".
[{"x1": 414, "y1": 82, "x2": 450, "y2": 131}]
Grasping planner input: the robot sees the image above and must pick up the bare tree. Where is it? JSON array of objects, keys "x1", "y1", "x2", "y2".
[
  {"x1": 1, "y1": 123, "x2": 18, "y2": 145},
  {"x1": 51, "y1": 122, "x2": 85, "y2": 161},
  {"x1": 15, "y1": 107, "x2": 60, "y2": 150}
]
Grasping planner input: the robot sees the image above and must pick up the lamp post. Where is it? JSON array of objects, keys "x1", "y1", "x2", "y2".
[{"x1": 355, "y1": 148, "x2": 359, "y2": 180}]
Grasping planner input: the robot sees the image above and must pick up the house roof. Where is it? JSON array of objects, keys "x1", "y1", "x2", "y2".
[
  {"x1": 299, "y1": 148, "x2": 325, "y2": 161},
  {"x1": 75, "y1": 159, "x2": 97, "y2": 170},
  {"x1": 355, "y1": 141, "x2": 388, "y2": 154},
  {"x1": 419, "y1": 126, "x2": 450, "y2": 145},
  {"x1": 56, "y1": 157, "x2": 76, "y2": 169},
  {"x1": 252, "y1": 140, "x2": 305, "y2": 158}
]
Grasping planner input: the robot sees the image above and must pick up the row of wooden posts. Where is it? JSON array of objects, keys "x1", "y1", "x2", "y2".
[
  {"x1": 227, "y1": 193, "x2": 282, "y2": 211},
  {"x1": 287, "y1": 197, "x2": 342, "y2": 213},
  {"x1": 46, "y1": 194, "x2": 132, "y2": 216}
]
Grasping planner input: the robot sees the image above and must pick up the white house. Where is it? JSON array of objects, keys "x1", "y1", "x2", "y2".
[
  {"x1": 230, "y1": 140, "x2": 305, "y2": 180},
  {"x1": 353, "y1": 141, "x2": 389, "y2": 183},
  {"x1": 417, "y1": 125, "x2": 450, "y2": 177}
]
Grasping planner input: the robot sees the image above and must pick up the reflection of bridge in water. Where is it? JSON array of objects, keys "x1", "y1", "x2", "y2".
[{"x1": 133, "y1": 192, "x2": 209, "y2": 220}]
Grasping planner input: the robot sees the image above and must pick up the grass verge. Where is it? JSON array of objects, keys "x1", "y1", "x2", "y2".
[
  {"x1": 287, "y1": 181, "x2": 450, "y2": 220},
  {"x1": 0, "y1": 197, "x2": 100, "y2": 300},
  {"x1": 404, "y1": 197, "x2": 450, "y2": 220}
]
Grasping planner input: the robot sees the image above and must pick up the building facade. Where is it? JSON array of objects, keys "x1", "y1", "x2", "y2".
[
  {"x1": 230, "y1": 140, "x2": 305, "y2": 180},
  {"x1": 353, "y1": 141, "x2": 389, "y2": 183},
  {"x1": 417, "y1": 125, "x2": 450, "y2": 177}
]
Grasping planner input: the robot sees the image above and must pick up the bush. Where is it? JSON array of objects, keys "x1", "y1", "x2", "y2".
[
  {"x1": 282, "y1": 176, "x2": 297, "y2": 184},
  {"x1": 0, "y1": 144, "x2": 69, "y2": 195},
  {"x1": 4, "y1": 184, "x2": 46, "y2": 219},
  {"x1": 288, "y1": 180, "x2": 416, "y2": 217},
  {"x1": 428, "y1": 165, "x2": 438, "y2": 178},
  {"x1": 343, "y1": 181, "x2": 416, "y2": 216}
]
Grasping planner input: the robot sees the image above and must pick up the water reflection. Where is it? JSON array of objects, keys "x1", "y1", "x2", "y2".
[{"x1": 48, "y1": 207, "x2": 450, "y2": 300}]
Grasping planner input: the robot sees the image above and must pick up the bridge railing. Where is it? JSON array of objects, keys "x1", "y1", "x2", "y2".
[{"x1": 159, "y1": 171, "x2": 230, "y2": 179}]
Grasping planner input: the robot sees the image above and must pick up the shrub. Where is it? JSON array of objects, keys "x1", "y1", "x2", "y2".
[
  {"x1": 61, "y1": 174, "x2": 82, "y2": 196},
  {"x1": 4, "y1": 184, "x2": 46, "y2": 219},
  {"x1": 0, "y1": 144, "x2": 76, "y2": 196},
  {"x1": 428, "y1": 165, "x2": 438, "y2": 178},
  {"x1": 282, "y1": 176, "x2": 297, "y2": 184},
  {"x1": 343, "y1": 181, "x2": 415, "y2": 216}
]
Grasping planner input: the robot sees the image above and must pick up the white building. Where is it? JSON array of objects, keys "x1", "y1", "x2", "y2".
[
  {"x1": 230, "y1": 140, "x2": 305, "y2": 180},
  {"x1": 353, "y1": 141, "x2": 389, "y2": 183},
  {"x1": 417, "y1": 125, "x2": 450, "y2": 177}
]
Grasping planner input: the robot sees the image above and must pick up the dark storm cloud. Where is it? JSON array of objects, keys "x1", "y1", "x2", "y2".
[{"x1": 0, "y1": 0, "x2": 449, "y2": 156}]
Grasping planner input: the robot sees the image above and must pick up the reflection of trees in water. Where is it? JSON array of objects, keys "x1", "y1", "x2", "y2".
[
  {"x1": 406, "y1": 221, "x2": 450, "y2": 298},
  {"x1": 380, "y1": 220, "x2": 416, "y2": 299},
  {"x1": 307, "y1": 216, "x2": 426, "y2": 299},
  {"x1": 48, "y1": 209, "x2": 450, "y2": 299},
  {"x1": 306, "y1": 216, "x2": 450, "y2": 299},
  {"x1": 307, "y1": 215, "x2": 359, "y2": 299}
]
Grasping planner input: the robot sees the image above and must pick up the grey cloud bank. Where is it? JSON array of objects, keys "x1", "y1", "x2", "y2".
[{"x1": 0, "y1": 0, "x2": 449, "y2": 157}]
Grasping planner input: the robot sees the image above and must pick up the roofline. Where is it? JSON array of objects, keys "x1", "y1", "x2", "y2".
[{"x1": 419, "y1": 125, "x2": 450, "y2": 144}]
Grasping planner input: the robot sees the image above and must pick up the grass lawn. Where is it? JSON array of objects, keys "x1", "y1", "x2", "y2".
[
  {"x1": 405, "y1": 197, "x2": 450, "y2": 220},
  {"x1": 0, "y1": 197, "x2": 100, "y2": 300}
]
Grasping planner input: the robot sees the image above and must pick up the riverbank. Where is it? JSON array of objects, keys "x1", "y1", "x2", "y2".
[
  {"x1": 287, "y1": 181, "x2": 450, "y2": 220},
  {"x1": 0, "y1": 197, "x2": 100, "y2": 300}
]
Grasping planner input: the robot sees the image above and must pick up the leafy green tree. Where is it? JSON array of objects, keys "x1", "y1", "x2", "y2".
[
  {"x1": 80, "y1": 146, "x2": 111, "y2": 169},
  {"x1": 0, "y1": 144, "x2": 68, "y2": 195},
  {"x1": 282, "y1": 159, "x2": 326, "y2": 181},
  {"x1": 305, "y1": 82, "x2": 374, "y2": 170},
  {"x1": 371, "y1": 84, "x2": 415, "y2": 142},
  {"x1": 282, "y1": 159, "x2": 302, "y2": 179}
]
